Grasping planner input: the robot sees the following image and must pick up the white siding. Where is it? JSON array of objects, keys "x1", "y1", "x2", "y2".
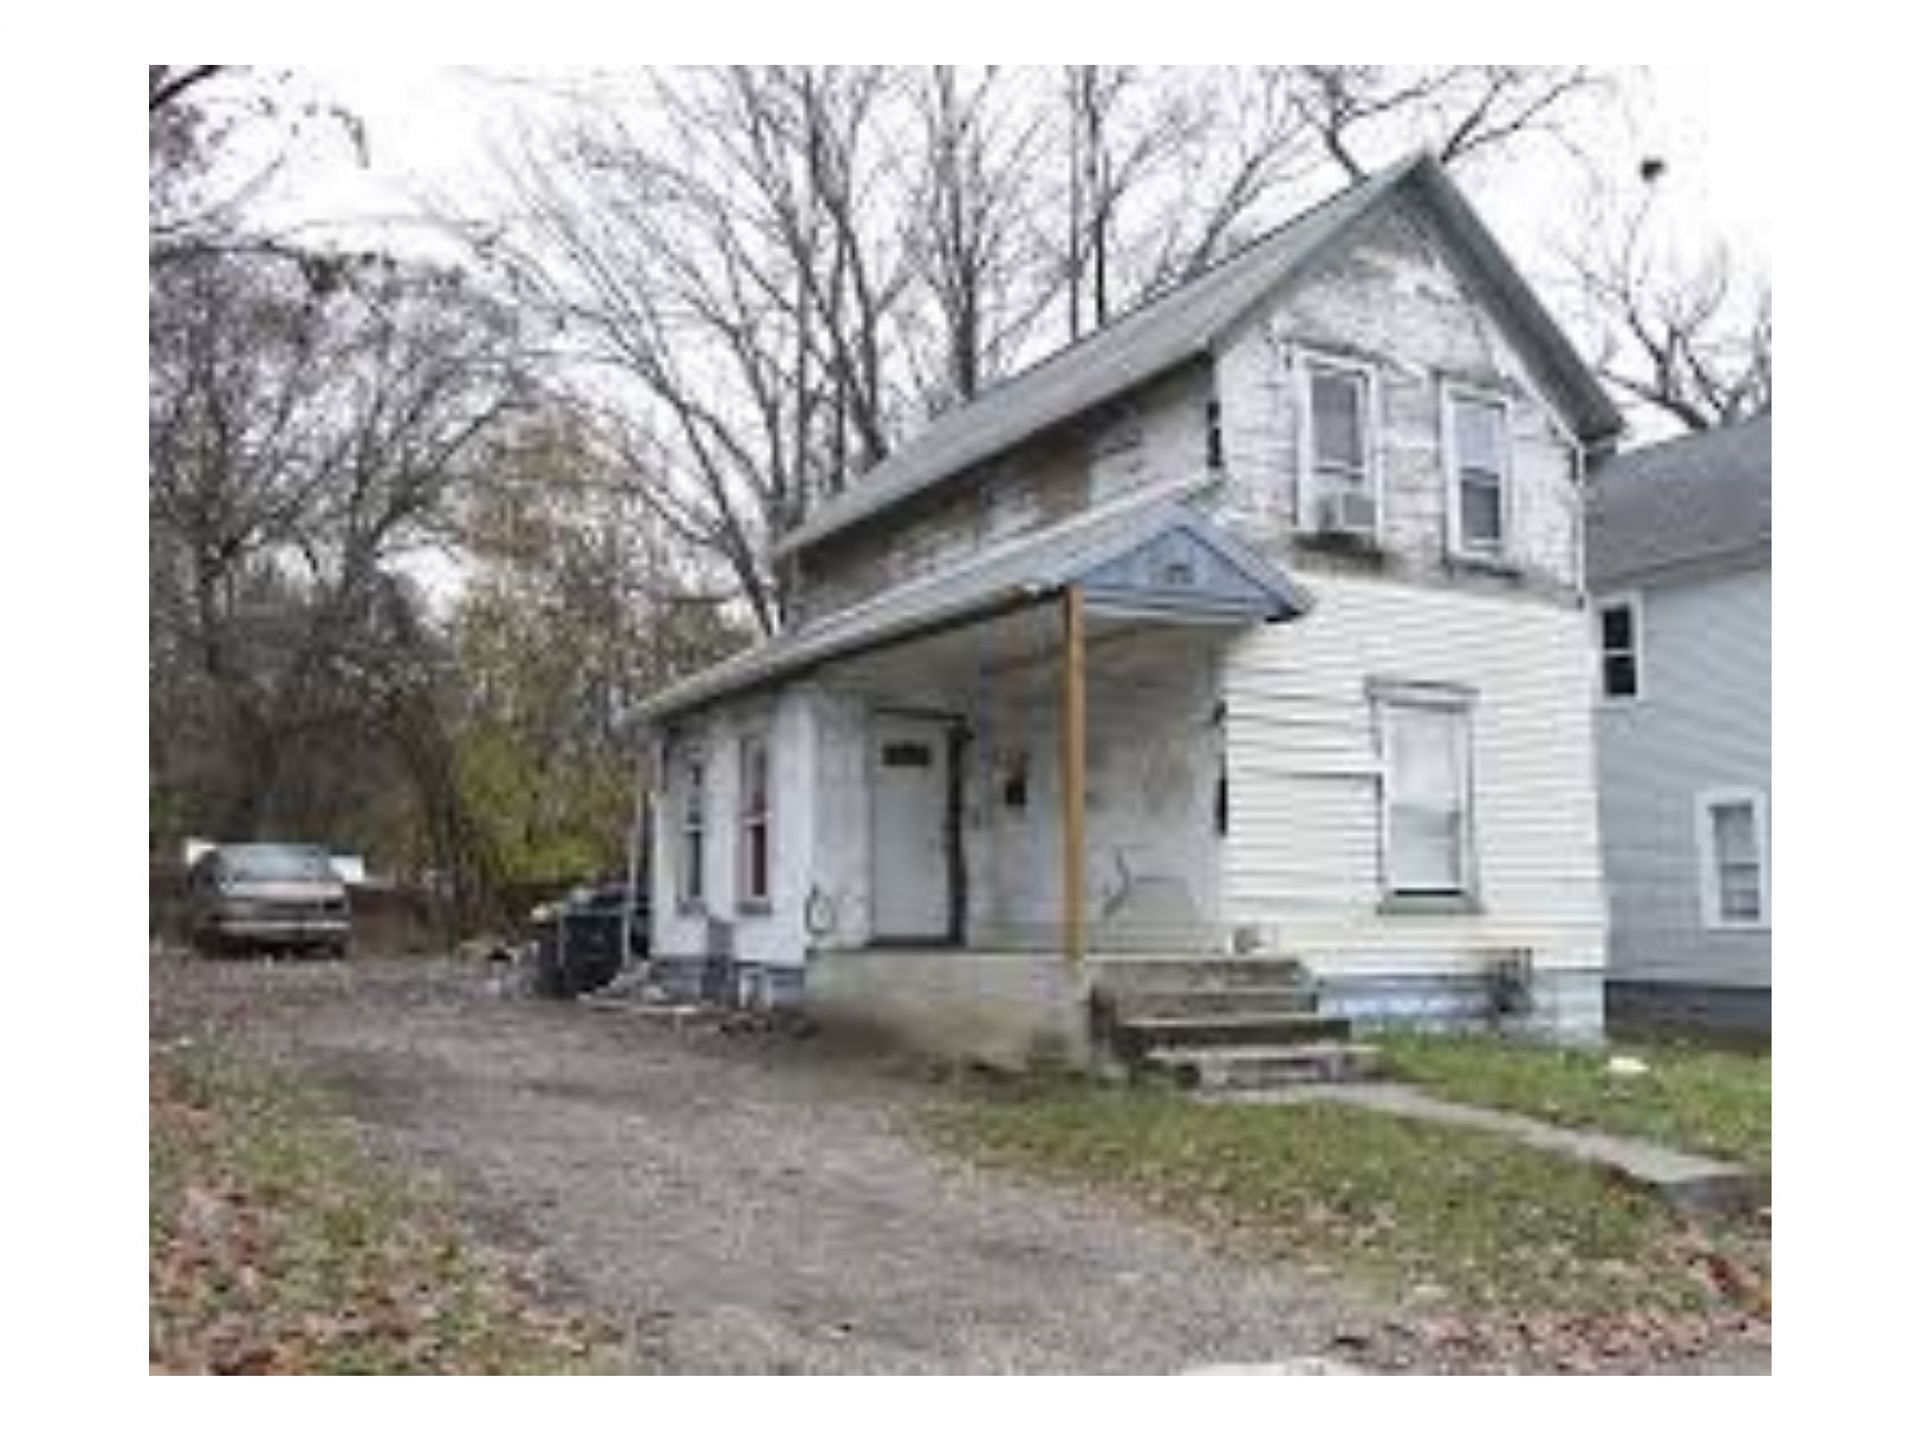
[
  {"x1": 1222, "y1": 573, "x2": 1606, "y2": 977},
  {"x1": 1597, "y1": 565, "x2": 1771, "y2": 988},
  {"x1": 649, "y1": 688, "x2": 818, "y2": 971}
]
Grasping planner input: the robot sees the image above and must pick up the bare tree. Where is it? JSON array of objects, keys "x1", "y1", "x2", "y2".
[
  {"x1": 1558, "y1": 166, "x2": 1771, "y2": 432},
  {"x1": 904, "y1": 67, "x2": 1057, "y2": 407},
  {"x1": 149, "y1": 246, "x2": 528, "y2": 842},
  {"x1": 149, "y1": 66, "x2": 366, "y2": 262},
  {"x1": 466, "y1": 67, "x2": 923, "y2": 633},
  {"x1": 1292, "y1": 66, "x2": 1612, "y2": 182}
]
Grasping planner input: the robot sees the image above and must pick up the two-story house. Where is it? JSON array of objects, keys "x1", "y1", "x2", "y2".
[
  {"x1": 638, "y1": 154, "x2": 1623, "y2": 1067},
  {"x1": 1588, "y1": 415, "x2": 1772, "y2": 1036}
]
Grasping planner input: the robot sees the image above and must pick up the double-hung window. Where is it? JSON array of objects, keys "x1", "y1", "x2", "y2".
[
  {"x1": 1698, "y1": 789, "x2": 1769, "y2": 929},
  {"x1": 1446, "y1": 390, "x2": 1510, "y2": 557},
  {"x1": 738, "y1": 734, "x2": 772, "y2": 908},
  {"x1": 1597, "y1": 594, "x2": 1642, "y2": 701},
  {"x1": 1302, "y1": 359, "x2": 1376, "y2": 534},
  {"x1": 1376, "y1": 689, "x2": 1476, "y2": 899},
  {"x1": 678, "y1": 754, "x2": 706, "y2": 909}
]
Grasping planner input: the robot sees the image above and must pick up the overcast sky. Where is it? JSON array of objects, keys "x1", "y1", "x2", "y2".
[{"x1": 262, "y1": 65, "x2": 1773, "y2": 285}]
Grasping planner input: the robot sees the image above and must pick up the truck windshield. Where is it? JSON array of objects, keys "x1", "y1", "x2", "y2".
[{"x1": 219, "y1": 845, "x2": 337, "y2": 882}]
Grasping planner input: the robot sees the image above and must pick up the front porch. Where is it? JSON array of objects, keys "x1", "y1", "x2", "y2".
[{"x1": 644, "y1": 497, "x2": 1320, "y2": 1066}]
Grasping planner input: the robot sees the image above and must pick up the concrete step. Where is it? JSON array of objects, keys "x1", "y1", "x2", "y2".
[
  {"x1": 1144, "y1": 1041, "x2": 1383, "y2": 1091},
  {"x1": 1116, "y1": 1012, "x2": 1352, "y2": 1058},
  {"x1": 1097, "y1": 985, "x2": 1321, "y2": 1023},
  {"x1": 1089, "y1": 957, "x2": 1313, "y2": 994}
]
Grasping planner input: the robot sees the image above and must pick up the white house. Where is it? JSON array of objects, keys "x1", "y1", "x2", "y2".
[
  {"x1": 639, "y1": 154, "x2": 1624, "y2": 1068},
  {"x1": 1588, "y1": 415, "x2": 1771, "y2": 1035}
]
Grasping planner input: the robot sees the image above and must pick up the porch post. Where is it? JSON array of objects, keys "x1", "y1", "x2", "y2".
[{"x1": 1060, "y1": 584, "x2": 1087, "y2": 967}]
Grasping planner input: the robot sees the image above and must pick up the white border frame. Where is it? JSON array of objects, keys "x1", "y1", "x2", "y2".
[
  {"x1": 1440, "y1": 381, "x2": 1515, "y2": 562},
  {"x1": 1595, "y1": 588, "x2": 1647, "y2": 705},
  {"x1": 1695, "y1": 786, "x2": 1771, "y2": 931},
  {"x1": 1294, "y1": 347, "x2": 1385, "y2": 539}
]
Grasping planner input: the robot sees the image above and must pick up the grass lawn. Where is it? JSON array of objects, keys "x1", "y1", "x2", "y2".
[
  {"x1": 925, "y1": 1079, "x2": 1768, "y2": 1322},
  {"x1": 1375, "y1": 1033, "x2": 1770, "y2": 1174},
  {"x1": 150, "y1": 1042, "x2": 613, "y2": 1374}
]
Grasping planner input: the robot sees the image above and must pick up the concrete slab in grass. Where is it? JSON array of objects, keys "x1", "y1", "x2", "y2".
[{"x1": 1217, "y1": 1082, "x2": 1764, "y2": 1216}]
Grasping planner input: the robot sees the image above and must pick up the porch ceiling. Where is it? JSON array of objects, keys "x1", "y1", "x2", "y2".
[{"x1": 639, "y1": 491, "x2": 1311, "y2": 723}]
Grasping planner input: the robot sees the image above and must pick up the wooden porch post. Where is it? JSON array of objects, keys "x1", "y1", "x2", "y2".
[{"x1": 1060, "y1": 584, "x2": 1087, "y2": 968}]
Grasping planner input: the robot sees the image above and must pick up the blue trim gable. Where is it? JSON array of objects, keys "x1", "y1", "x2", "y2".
[{"x1": 1072, "y1": 521, "x2": 1306, "y2": 622}]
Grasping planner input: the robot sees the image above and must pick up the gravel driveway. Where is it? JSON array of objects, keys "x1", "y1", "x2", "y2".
[{"x1": 152, "y1": 956, "x2": 1383, "y2": 1374}]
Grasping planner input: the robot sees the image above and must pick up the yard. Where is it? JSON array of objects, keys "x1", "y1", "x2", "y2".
[
  {"x1": 150, "y1": 1040, "x2": 612, "y2": 1374},
  {"x1": 149, "y1": 955, "x2": 1770, "y2": 1373},
  {"x1": 1375, "y1": 1033, "x2": 1771, "y2": 1174},
  {"x1": 925, "y1": 1035, "x2": 1770, "y2": 1368}
]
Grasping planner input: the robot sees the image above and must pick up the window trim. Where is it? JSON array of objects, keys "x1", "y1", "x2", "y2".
[
  {"x1": 1295, "y1": 349, "x2": 1384, "y2": 537},
  {"x1": 1595, "y1": 589, "x2": 1647, "y2": 705},
  {"x1": 736, "y1": 732, "x2": 774, "y2": 912},
  {"x1": 1441, "y1": 383, "x2": 1514, "y2": 561},
  {"x1": 1372, "y1": 683, "x2": 1479, "y2": 903},
  {"x1": 676, "y1": 749, "x2": 707, "y2": 914},
  {"x1": 1695, "y1": 787, "x2": 1770, "y2": 932}
]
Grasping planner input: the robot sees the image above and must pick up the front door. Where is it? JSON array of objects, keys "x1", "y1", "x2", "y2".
[{"x1": 870, "y1": 715, "x2": 954, "y2": 942}]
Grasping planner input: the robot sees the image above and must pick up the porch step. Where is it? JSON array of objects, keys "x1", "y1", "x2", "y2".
[
  {"x1": 1115, "y1": 1011, "x2": 1351, "y2": 1060},
  {"x1": 1144, "y1": 1041, "x2": 1383, "y2": 1092},
  {"x1": 1098, "y1": 985, "x2": 1321, "y2": 1024},
  {"x1": 1089, "y1": 957, "x2": 1314, "y2": 994}
]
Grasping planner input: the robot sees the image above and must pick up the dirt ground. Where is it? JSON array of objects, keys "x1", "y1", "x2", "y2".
[{"x1": 149, "y1": 955, "x2": 1766, "y2": 1375}]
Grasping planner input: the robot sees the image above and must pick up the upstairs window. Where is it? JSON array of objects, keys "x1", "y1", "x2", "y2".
[
  {"x1": 738, "y1": 735, "x2": 772, "y2": 907},
  {"x1": 1447, "y1": 391, "x2": 1510, "y2": 556},
  {"x1": 1697, "y1": 790, "x2": 1769, "y2": 929},
  {"x1": 678, "y1": 754, "x2": 706, "y2": 908},
  {"x1": 1377, "y1": 693, "x2": 1475, "y2": 898},
  {"x1": 1598, "y1": 594, "x2": 1642, "y2": 701},
  {"x1": 1308, "y1": 364, "x2": 1371, "y2": 496}
]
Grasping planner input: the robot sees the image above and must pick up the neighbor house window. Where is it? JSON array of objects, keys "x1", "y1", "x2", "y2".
[
  {"x1": 1447, "y1": 390, "x2": 1510, "y2": 556},
  {"x1": 678, "y1": 753, "x2": 706, "y2": 908},
  {"x1": 1376, "y1": 691, "x2": 1475, "y2": 898},
  {"x1": 1697, "y1": 789, "x2": 1769, "y2": 929},
  {"x1": 738, "y1": 734, "x2": 772, "y2": 907},
  {"x1": 1598, "y1": 594, "x2": 1642, "y2": 701}
]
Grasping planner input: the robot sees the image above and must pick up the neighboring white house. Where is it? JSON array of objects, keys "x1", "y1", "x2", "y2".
[
  {"x1": 639, "y1": 154, "x2": 1624, "y2": 1066},
  {"x1": 1588, "y1": 415, "x2": 1772, "y2": 1035}
]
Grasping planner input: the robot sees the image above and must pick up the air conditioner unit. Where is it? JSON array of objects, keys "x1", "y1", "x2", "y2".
[{"x1": 1316, "y1": 488, "x2": 1378, "y2": 538}]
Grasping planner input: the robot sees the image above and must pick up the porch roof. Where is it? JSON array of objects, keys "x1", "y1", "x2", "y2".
[{"x1": 639, "y1": 493, "x2": 1312, "y2": 722}]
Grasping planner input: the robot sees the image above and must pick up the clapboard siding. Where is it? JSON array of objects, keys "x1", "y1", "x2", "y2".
[
  {"x1": 1596, "y1": 564, "x2": 1771, "y2": 988},
  {"x1": 1222, "y1": 573, "x2": 1606, "y2": 976}
]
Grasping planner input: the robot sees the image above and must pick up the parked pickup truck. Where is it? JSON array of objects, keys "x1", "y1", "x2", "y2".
[{"x1": 187, "y1": 842, "x2": 352, "y2": 958}]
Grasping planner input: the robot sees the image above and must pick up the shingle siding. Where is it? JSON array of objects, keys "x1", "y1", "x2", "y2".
[{"x1": 1213, "y1": 201, "x2": 1586, "y2": 601}]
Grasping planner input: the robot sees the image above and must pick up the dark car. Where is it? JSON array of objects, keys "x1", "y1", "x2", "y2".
[
  {"x1": 187, "y1": 842, "x2": 352, "y2": 958},
  {"x1": 528, "y1": 882, "x2": 648, "y2": 998}
]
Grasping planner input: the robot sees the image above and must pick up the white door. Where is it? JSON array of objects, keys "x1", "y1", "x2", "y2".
[{"x1": 870, "y1": 715, "x2": 953, "y2": 941}]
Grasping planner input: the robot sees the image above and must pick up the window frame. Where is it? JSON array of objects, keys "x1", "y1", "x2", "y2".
[
  {"x1": 737, "y1": 732, "x2": 774, "y2": 912},
  {"x1": 1595, "y1": 589, "x2": 1646, "y2": 704},
  {"x1": 1441, "y1": 383, "x2": 1515, "y2": 561},
  {"x1": 1295, "y1": 350, "x2": 1383, "y2": 536},
  {"x1": 676, "y1": 749, "x2": 707, "y2": 913},
  {"x1": 1695, "y1": 787, "x2": 1770, "y2": 931},
  {"x1": 1372, "y1": 682, "x2": 1479, "y2": 904}
]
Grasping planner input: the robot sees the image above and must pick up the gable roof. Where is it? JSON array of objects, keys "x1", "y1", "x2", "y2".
[
  {"x1": 640, "y1": 487, "x2": 1311, "y2": 722},
  {"x1": 1587, "y1": 413, "x2": 1771, "y2": 587},
  {"x1": 778, "y1": 152, "x2": 1621, "y2": 559}
]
